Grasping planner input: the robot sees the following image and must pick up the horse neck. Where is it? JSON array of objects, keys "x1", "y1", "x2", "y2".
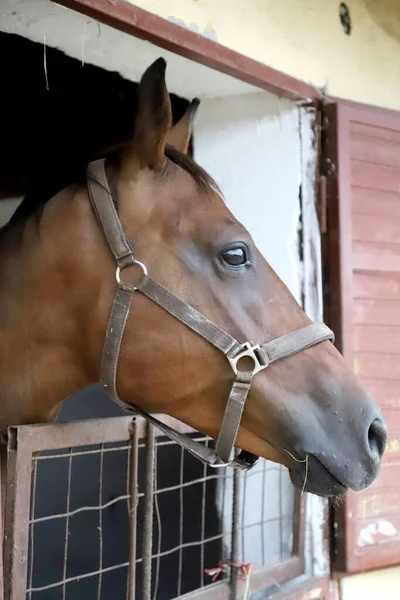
[{"x1": 0, "y1": 187, "x2": 106, "y2": 433}]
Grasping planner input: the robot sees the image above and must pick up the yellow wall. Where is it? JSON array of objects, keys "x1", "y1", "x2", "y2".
[
  {"x1": 340, "y1": 565, "x2": 400, "y2": 600},
  {"x1": 129, "y1": 0, "x2": 400, "y2": 110}
]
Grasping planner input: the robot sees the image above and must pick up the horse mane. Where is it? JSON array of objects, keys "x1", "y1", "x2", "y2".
[{"x1": 0, "y1": 146, "x2": 220, "y2": 241}]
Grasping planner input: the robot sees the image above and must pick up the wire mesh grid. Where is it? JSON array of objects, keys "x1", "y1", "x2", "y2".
[
  {"x1": 141, "y1": 429, "x2": 232, "y2": 599},
  {"x1": 26, "y1": 441, "x2": 135, "y2": 599},
  {"x1": 239, "y1": 459, "x2": 295, "y2": 567},
  {"x1": 3, "y1": 417, "x2": 300, "y2": 600}
]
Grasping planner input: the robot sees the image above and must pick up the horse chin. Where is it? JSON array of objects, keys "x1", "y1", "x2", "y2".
[
  {"x1": 289, "y1": 455, "x2": 348, "y2": 498},
  {"x1": 238, "y1": 449, "x2": 348, "y2": 498}
]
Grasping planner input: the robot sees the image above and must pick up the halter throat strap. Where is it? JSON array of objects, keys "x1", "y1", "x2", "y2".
[{"x1": 86, "y1": 159, "x2": 334, "y2": 470}]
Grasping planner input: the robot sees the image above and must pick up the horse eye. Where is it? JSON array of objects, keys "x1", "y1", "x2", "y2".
[{"x1": 221, "y1": 246, "x2": 248, "y2": 268}]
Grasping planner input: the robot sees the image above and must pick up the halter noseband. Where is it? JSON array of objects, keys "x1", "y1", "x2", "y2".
[{"x1": 86, "y1": 159, "x2": 334, "y2": 470}]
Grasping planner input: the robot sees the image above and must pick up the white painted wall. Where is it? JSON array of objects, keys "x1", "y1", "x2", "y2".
[
  {"x1": 194, "y1": 91, "x2": 302, "y2": 301},
  {"x1": 194, "y1": 92, "x2": 329, "y2": 581},
  {"x1": 0, "y1": 199, "x2": 21, "y2": 228},
  {"x1": 298, "y1": 108, "x2": 330, "y2": 580},
  {"x1": 1, "y1": 0, "x2": 258, "y2": 100}
]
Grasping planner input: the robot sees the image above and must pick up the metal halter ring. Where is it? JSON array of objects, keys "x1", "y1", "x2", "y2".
[
  {"x1": 227, "y1": 342, "x2": 269, "y2": 376},
  {"x1": 116, "y1": 259, "x2": 148, "y2": 290}
]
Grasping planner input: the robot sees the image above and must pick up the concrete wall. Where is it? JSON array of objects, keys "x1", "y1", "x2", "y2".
[{"x1": 129, "y1": 0, "x2": 400, "y2": 111}]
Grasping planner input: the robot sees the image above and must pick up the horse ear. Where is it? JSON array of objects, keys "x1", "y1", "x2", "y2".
[
  {"x1": 167, "y1": 99, "x2": 200, "y2": 154},
  {"x1": 128, "y1": 57, "x2": 172, "y2": 171}
]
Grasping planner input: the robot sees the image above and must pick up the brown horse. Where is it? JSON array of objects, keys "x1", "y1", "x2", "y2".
[{"x1": 0, "y1": 58, "x2": 387, "y2": 498}]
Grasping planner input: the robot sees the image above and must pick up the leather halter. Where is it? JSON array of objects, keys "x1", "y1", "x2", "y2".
[{"x1": 86, "y1": 159, "x2": 334, "y2": 470}]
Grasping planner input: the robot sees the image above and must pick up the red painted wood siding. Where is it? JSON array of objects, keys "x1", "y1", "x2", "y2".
[{"x1": 325, "y1": 102, "x2": 400, "y2": 573}]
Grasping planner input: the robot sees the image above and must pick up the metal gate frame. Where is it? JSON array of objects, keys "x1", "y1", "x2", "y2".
[
  {"x1": 3, "y1": 417, "x2": 138, "y2": 600},
  {"x1": 0, "y1": 449, "x2": 4, "y2": 600},
  {"x1": 2, "y1": 417, "x2": 235, "y2": 600},
  {"x1": 1, "y1": 416, "x2": 305, "y2": 600}
]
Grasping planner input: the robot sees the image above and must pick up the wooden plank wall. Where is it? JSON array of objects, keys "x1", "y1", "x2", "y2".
[{"x1": 326, "y1": 103, "x2": 400, "y2": 573}]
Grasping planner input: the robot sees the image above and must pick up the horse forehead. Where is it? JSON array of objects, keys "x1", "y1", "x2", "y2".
[
  {"x1": 158, "y1": 171, "x2": 228, "y2": 219},
  {"x1": 126, "y1": 165, "x2": 233, "y2": 236},
  {"x1": 184, "y1": 193, "x2": 236, "y2": 238}
]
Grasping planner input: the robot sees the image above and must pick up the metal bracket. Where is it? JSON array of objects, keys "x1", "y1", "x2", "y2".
[{"x1": 227, "y1": 342, "x2": 269, "y2": 376}]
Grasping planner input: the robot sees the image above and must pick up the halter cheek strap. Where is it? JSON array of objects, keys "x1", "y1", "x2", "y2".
[{"x1": 87, "y1": 159, "x2": 334, "y2": 470}]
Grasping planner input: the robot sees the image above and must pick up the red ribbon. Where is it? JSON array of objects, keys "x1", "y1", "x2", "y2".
[{"x1": 205, "y1": 561, "x2": 254, "y2": 583}]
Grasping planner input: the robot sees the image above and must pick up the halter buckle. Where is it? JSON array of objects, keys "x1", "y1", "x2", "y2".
[{"x1": 227, "y1": 342, "x2": 268, "y2": 376}]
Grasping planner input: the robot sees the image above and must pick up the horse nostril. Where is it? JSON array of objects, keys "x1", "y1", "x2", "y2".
[{"x1": 367, "y1": 418, "x2": 388, "y2": 461}]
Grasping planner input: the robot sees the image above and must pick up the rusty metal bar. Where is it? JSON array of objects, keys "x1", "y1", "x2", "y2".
[
  {"x1": 230, "y1": 468, "x2": 241, "y2": 600},
  {"x1": 8, "y1": 416, "x2": 193, "y2": 455},
  {"x1": 200, "y1": 442, "x2": 208, "y2": 589},
  {"x1": 15, "y1": 416, "x2": 134, "y2": 453},
  {"x1": 177, "y1": 445, "x2": 184, "y2": 597},
  {"x1": 0, "y1": 445, "x2": 6, "y2": 600},
  {"x1": 127, "y1": 420, "x2": 139, "y2": 600},
  {"x1": 142, "y1": 421, "x2": 155, "y2": 600},
  {"x1": 152, "y1": 444, "x2": 161, "y2": 600},
  {"x1": 97, "y1": 445, "x2": 105, "y2": 600},
  {"x1": 4, "y1": 428, "x2": 34, "y2": 600},
  {"x1": 62, "y1": 450, "x2": 73, "y2": 600},
  {"x1": 240, "y1": 470, "x2": 248, "y2": 562},
  {"x1": 28, "y1": 459, "x2": 38, "y2": 600}
]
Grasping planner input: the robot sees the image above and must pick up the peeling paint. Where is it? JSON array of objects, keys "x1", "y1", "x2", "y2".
[
  {"x1": 167, "y1": 15, "x2": 186, "y2": 28},
  {"x1": 203, "y1": 24, "x2": 218, "y2": 41},
  {"x1": 358, "y1": 519, "x2": 399, "y2": 547},
  {"x1": 167, "y1": 15, "x2": 217, "y2": 41},
  {"x1": 189, "y1": 22, "x2": 201, "y2": 34}
]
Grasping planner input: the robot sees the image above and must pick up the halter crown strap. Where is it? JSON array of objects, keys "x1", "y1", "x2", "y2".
[
  {"x1": 87, "y1": 160, "x2": 135, "y2": 269},
  {"x1": 86, "y1": 159, "x2": 335, "y2": 469}
]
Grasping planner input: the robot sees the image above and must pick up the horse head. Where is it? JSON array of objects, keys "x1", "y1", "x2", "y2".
[{"x1": 0, "y1": 58, "x2": 387, "y2": 498}]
